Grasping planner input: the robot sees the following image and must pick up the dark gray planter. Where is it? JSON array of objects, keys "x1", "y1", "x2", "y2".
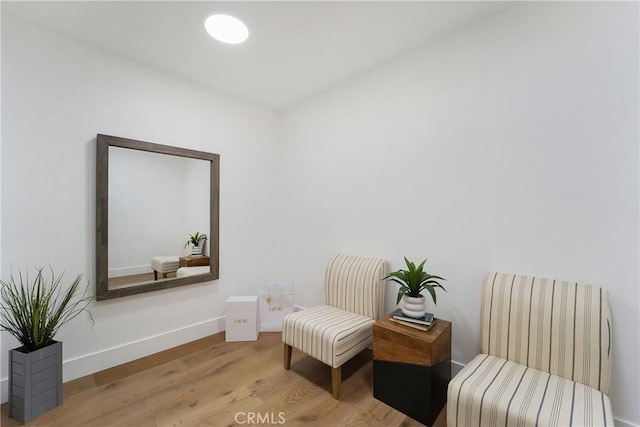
[{"x1": 8, "y1": 341, "x2": 63, "y2": 424}]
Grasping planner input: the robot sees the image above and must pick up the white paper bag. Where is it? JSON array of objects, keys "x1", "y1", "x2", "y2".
[{"x1": 258, "y1": 284, "x2": 294, "y2": 332}]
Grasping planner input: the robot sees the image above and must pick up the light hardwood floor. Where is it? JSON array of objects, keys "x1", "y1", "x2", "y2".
[{"x1": 1, "y1": 332, "x2": 446, "y2": 426}]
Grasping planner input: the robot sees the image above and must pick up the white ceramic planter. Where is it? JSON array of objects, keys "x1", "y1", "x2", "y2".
[
  {"x1": 191, "y1": 245, "x2": 203, "y2": 256},
  {"x1": 401, "y1": 295, "x2": 427, "y2": 318}
]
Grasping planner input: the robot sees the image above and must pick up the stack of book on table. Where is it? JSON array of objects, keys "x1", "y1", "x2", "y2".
[{"x1": 389, "y1": 308, "x2": 437, "y2": 331}]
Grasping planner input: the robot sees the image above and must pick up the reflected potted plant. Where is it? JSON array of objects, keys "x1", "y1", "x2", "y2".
[
  {"x1": 385, "y1": 257, "x2": 446, "y2": 319},
  {"x1": 185, "y1": 232, "x2": 207, "y2": 256},
  {"x1": 0, "y1": 266, "x2": 93, "y2": 423}
]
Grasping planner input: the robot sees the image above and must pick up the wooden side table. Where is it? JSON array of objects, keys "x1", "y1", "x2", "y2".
[
  {"x1": 373, "y1": 315, "x2": 452, "y2": 426},
  {"x1": 179, "y1": 256, "x2": 210, "y2": 267}
]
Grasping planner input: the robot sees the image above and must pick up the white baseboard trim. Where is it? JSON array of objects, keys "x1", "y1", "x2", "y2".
[
  {"x1": 1, "y1": 315, "x2": 225, "y2": 403},
  {"x1": 614, "y1": 417, "x2": 638, "y2": 427},
  {"x1": 451, "y1": 359, "x2": 465, "y2": 378}
]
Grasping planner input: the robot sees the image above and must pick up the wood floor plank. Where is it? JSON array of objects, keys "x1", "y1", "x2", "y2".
[
  {"x1": 149, "y1": 385, "x2": 263, "y2": 427},
  {"x1": 1, "y1": 331, "x2": 447, "y2": 427},
  {"x1": 62, "y1": 374, "x2": 98, "y2": 399},
  {"x1": 93, "y1": 335, "x2": 222, "y2": 386}
]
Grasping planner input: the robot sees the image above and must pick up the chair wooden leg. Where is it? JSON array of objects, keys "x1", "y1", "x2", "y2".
[
  {"x1": 331, "y1": 366, "x2": 342, "y2": 400},
  {"x1": 284, "y1": 344, "x2": 292, "y2": 370},
  {"x1": 154, "y1": 271, "x2": 158, "y2": 281}
]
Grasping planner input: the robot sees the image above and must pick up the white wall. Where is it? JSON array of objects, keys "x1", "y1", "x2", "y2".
[
  {"x1": 183, "y1": 158, "x2": 212, "y2": 257},
  {"x1": 279, "y1": 3, "x2": 638, "y2": 425},
  {"x1": 1, "y1": 14, "x2": 282, "y2": 400}
]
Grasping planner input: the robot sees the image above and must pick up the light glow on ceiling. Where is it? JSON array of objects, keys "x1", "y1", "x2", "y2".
[{"x1": 205, "y1": 14, "x2": 249, "y2": 44}]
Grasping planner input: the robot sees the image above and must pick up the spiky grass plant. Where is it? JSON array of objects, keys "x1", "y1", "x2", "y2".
[
  {"x1": 386, "y1": 257, "x2": 447, "y2": 305},
  {"x1": 0, "y1": 266, "x2": 93, "y2": 352}
]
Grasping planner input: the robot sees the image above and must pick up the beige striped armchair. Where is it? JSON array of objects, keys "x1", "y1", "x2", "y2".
[
  {"x1": 447, "y1": 272, "x2": 613, "y2": 426},
  {"x1": 282, "y1": 254, "x2": 387, "y2": 399}
]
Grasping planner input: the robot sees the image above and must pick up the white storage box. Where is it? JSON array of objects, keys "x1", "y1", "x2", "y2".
[{"x1": 225, "y1": 296, "x2": 259, "y2": 342}]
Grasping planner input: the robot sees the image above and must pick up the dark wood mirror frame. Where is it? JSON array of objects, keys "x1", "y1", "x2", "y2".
[{"x1": 96, "y1": 134, "x2": 220, "y2": 300}]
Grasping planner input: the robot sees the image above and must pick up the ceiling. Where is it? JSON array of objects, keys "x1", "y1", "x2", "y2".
[{"x1": 2, "y1": 1, "x2": 516, "y2": 110}]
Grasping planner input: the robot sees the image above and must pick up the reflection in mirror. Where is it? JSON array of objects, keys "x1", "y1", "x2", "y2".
[
  {"x1": 108, "y1": 147, "x2": 210, "y2": 288},
  {"x1": 96, "y1": 134, "x2": 219, "y2": 300}
]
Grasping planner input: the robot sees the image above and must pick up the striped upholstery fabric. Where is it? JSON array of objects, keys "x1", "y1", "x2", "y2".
[
  {"x1": 282, "y1": 305, "x2": 375, "y2": 367},
  {"x1": 448, "y1": 354, "x2": 614, "y2": 426},
  {"x1": 480, "y1": 272, "x2": 612, "y2": 393},
  {"x1": 151, "y1": 256, "x2": 180, "y2": 273},
  {"x1": 447, "y1": 272, "x2": 613, "y2": 427},
  {"x1": 324, "y1": 255, "x2": 387, "y2": 320},
  {"x1": 282, "y1": 254, "x2": 387, "y2": 367}
]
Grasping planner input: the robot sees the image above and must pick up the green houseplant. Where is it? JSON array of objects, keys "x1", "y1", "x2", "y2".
[
  {"x1": 184, "y1": 232, "x2": 207, "y2": 256},
  {"x1": 385, "y1": 257, "x2": 446, "y2": 318},
  {"x1": 0, "y1": 266, "x2": 93, "y2": 423}
]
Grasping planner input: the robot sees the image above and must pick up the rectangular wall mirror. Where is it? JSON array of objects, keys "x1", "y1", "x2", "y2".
[{"x1": 96, "y1": 134, "x2": 220, "y2": 300}]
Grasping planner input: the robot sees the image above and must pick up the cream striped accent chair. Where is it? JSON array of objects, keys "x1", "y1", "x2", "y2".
[
  {"x1": 282, "y1": 254, "x2": 387, "y2": 399},
  {"x1": 448, "y1": 272, "x2": 613, "y2": 426}
]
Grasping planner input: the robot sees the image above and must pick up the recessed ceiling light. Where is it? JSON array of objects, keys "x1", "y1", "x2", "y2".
[{"x1": 205, "y1": 14, "x2": 249, "y2": 45}]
